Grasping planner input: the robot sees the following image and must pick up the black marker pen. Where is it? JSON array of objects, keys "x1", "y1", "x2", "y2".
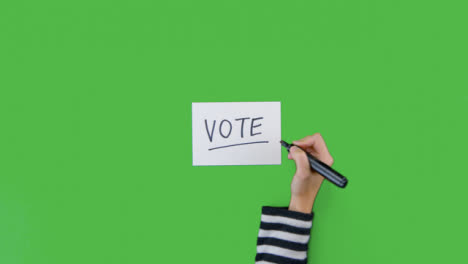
[{"x1": 280, "y1": 140, "x2": 348, "y2": 188}]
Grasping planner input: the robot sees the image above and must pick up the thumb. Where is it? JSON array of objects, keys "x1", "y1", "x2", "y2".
[{"x1": 290, "y1": 146, "x2": 311, "y2": 176}]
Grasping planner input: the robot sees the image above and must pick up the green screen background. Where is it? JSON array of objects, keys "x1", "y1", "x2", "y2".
[{"x1": 1, "y1": 0, "x2": 467, "y2": 263}]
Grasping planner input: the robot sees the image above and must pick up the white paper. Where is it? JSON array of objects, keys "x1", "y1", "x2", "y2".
[{"x1": 192, "y1": 102, "x2": 281, "y2": 166}]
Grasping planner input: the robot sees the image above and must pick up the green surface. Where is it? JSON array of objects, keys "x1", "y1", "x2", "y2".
[{"x1": 1, "y1": 0, "x2": 467, "y2": 263}]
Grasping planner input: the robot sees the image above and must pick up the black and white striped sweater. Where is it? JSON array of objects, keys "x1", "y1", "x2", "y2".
[{"x1": 256, "y1": 207, "x2": 314, "y2": 264}]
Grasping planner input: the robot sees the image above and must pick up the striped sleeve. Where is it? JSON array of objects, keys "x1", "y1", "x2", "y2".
[{"x1": 255, "y1": 206, "x2": 314, "y2": 264}]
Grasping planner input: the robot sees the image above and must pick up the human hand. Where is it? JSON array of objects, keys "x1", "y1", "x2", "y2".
[{"x1": 288, "y1": 133, "x2": 334, "y2": 214}]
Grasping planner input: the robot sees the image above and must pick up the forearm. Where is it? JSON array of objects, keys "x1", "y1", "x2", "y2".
[
  {"x1": 255, "y1": 206, "x2": 314, "y2": 264},
  {"x1": 289, "y1": 186, "x2": 320, "y2": 214}
]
